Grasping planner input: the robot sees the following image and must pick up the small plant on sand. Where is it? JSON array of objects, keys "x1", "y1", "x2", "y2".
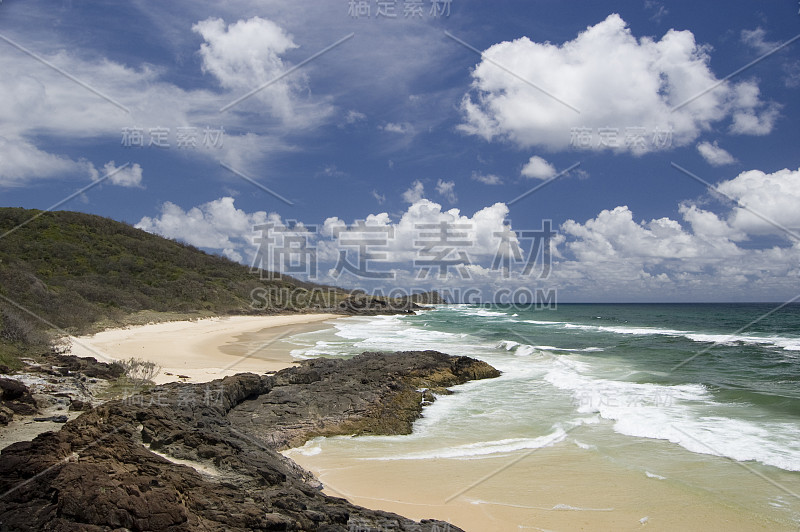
[{"x1": 118, "y1": 357, "x2": 161, "y2": 388}]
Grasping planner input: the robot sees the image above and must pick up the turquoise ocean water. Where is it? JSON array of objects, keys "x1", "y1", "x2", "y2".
[{"x1": 286, "y1": 303, "x2": 800, "y2": 525}]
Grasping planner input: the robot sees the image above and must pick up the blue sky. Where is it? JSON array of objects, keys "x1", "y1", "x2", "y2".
[{"x1": 1, "y1": 0, "x2": 799, "y2": 302}]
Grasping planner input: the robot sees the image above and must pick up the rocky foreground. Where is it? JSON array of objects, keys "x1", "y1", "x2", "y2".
[{"x1": 0, "y1": 351, "x2": 500, "y2": 531}]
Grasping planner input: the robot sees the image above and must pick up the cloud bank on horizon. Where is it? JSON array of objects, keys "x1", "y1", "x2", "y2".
[{"x1": 136, "y1": 165, "x2": 800, "y2": 302}]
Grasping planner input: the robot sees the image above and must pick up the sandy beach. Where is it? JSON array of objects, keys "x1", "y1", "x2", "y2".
[
  {"x1": 61, "y1": 309, "x2": 800, "y2": 531},
  {"x1": 68, "y1": 314, "x2": 340, "y2": 384},
  {"x1": 286, "y1": 435, "x2": 789, "y2": 531}
]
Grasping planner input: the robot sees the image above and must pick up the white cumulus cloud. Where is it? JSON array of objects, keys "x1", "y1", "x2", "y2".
[
  {"x1": 193, "y1": 16, "x2": 332, "y2": 127},
  {"x1": 696, "y1": 141, "x2": 736, "y2": 166},
  {"x1": 0, "y1": 22, "x2": 307, "y2": 186},
  {"x1": 436, "y1": 179, "x2": 457, "y2": 204},
  {"x1": 136, "y1": 197, "x2": 269, "y2": 256},
  {"x1": 321, "y1": 199, "x2": 516, "y2": 267},
  {"x1": 344, "y1": 110, "x2": 366, "y2": 124},
  {"x1": 717, "y1": 167, "x2": 800, "y2": 237},
  {"x1": 0, "y1": 136, "x2": 95, "y2": 186},
  {"x1": 97, "y1": 161, "x2": 144, "y2": 188},
  {"x1": 381, "y1": 122, "x2": 414, "y2": 135},
  {"x1": 552, "y1": 203, "x2": 800, "y2": 300},
  {"x1": 471, "y1": 172, "x2": 503, "y2": 185},
  {"x1": 458, "y1": 14, "x2": 778, "y2": 153},
  {"x1": 134, "y1": 173, "x2": 800, "y2": 300},
  {"x1": 741, "y1": 27, "x2": 777, "y2": 55},
  {"x1": 402, "y1": 180, "x2": 425, "y2": 203},
  {"x1": 521, "y1": 156, "x2": 556, "y2": 180}
]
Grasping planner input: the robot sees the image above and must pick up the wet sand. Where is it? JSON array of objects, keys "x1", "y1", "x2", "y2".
[{"x1": 286, "y1": 435, "x2": 795, "y2": 531}]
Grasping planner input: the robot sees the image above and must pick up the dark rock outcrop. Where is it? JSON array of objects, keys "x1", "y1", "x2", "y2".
[
  {"x1": 401, "y1": 291, "x2": 447, "y2": 305},
  {"x1": 0, "y1": 378, "x2": 37, "y2": 424},
  {"x1": 38, "y1": 353, "x2": 125, "y2": 380},
  {"x1": 0, "y1": 352, "x2": 119, "y2": 425},
  {"x1": 68, "y1": 399, "x2": 89, "y2": 412},
  {"x1": 337, "y1": 294, "x2": 422, "y2": 315},
  {"x1": 0, "y1": 351, "x2": 500, "y2": 531},
  {"x1": 229, "y1": 351, "x2": 500, "y2": 449}
]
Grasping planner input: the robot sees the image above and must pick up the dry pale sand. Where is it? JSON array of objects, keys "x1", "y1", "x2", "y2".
[
  {"x1": 68, "y1": 314, "x2": 340, "y2": 384},
  {"x1": 0, "y1": 407, "x2": 82, "y2": 450}
]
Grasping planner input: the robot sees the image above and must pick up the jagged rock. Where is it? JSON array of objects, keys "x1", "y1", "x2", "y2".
[
  {"x1": 337, "y1": 294, "x2": 425, "y2": 315},
  {"x1": 37, "y1": 353, "x2": 124, "y2": 380},
  {"x1": 0, "y1": 351, "x2": 500, "y2": 531},
  {"x1": 69, "y1": 399, "x2": 88, "y2": 411},
  {"x1": 0, "y1": 405, "x2": 12, "y2": 425},
  {"x1": 231, "y1": 351, "x2": 501, "y2": 448},
  {"x1": 0, "y1": 378, "x2": 29, "y2": 401},
  {"x1": 0, "y1": 378, "x2": 38, "y2": 422},
  {"x1": 401, "y1": 290, "x2": 447, "y2": 305}
]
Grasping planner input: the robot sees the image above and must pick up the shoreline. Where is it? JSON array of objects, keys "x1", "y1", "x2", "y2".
[
  {"x1": 67, "y1": 313, "x2": 341, "y2": 385},
  {"x1": 286, "y1": 436, "x2": 790, "y2": 531},
  {"x1": 14, "y1": 308, "x2": 796, "y2": 530},
  {"x1": 1, "y1": 351, "x2": 492, "y2": 531},
  {"x1": 2, "y1": 314, "x2": 342, "y2": 449}
]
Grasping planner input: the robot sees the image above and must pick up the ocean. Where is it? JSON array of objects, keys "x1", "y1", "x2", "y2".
[{"x1": 283, "y1": 304, "x2": 800, "y2": 530}]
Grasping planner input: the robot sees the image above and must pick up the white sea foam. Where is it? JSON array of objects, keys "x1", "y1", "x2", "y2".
[
  {"x1": 285, "y1": 437, "x2": 326, "y2": 457},
  {"x1": 514, "y1": 345, "x2": 537, "y2": 357},
  {"x1": 551, "y1": 504, "x2": 614, "y2": 511},
  {"x1": 573, "y1": 439, "x2": 596, "y2": 450},
  {"x1": 466, "y1": 499, "x2": 614, "y2": 513},
  {"x1": 366, "y1": 428, "x2": 567, "y2": 460},
  {"x1": 498, "y1": 340, "x2": 520, "y2": 350},
  {"x1": 290, "y1": 314, "x2": 488, "y2": 359},
  {"x1": 645, "y1": 471, "x2": 666, "y2": 480},
  {"x1": 287, "y1": 308, "x2": 800, "y2": 473},
  {"x1": 543, "y1": 357, "x2": 800, "y2": 471},
  {"x1": 563, "y1": 324, "x2": 686, "y2": 336},
  {"x1": 456, "y1": 308, "x2": 508, "y2": 318},
  {"x1": 495, "y1": 340, "x2": 605, "y2": 358},
  {"x1": 555, "y1": 322, "x2": 800, "y2": 351},
  {"x1": 536, "y1": 345, "x2": 605, "y2": 353}
]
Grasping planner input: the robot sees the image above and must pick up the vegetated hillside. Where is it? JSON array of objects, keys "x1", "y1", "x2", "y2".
[{"x1": 0, "y1": 207, "x2": 348, "y2": 365}]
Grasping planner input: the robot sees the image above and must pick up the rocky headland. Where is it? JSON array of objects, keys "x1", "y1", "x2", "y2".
[{"x1": 0, "y1": 350, "x2": 500, "y2": 531}]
